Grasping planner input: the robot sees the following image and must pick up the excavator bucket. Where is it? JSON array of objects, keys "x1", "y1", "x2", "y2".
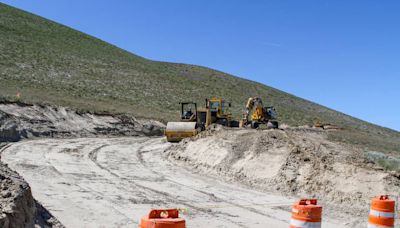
[{"x1": 165, "y1": 122, "x2": 197, "y2": 142}]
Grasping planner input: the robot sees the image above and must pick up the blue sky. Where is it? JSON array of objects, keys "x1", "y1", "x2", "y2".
[{"x1": 2, "y1": 1, "x2": 400, "y2": 131}]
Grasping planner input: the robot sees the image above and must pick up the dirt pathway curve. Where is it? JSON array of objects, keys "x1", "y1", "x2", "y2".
[{"x1": 1, "y1": 137, "x2": 346, "y2": 227}]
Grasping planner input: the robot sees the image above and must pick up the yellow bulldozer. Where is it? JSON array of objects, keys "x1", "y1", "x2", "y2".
[
  {"x1": 165, "y1": 98, "x2": 238, "y2": 142},
  {"x1": 205, "y1": 98, "x2": 238, "y2": 127},
  {"x1": 240, "y1": 97, "x2": 278, "y2": 129}
]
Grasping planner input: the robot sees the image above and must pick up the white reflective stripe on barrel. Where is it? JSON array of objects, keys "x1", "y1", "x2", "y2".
[
  {"x1": 370, "y1": 209, "x2": 395, "y2": 218},
  {"x1": 367, "y1": 223, "x2": 394, "y2": 228},
  {"x1": 290, "y1": 219, "x2": 321, "y2": 228}
]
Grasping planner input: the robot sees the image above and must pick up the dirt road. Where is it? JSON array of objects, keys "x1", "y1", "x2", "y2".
[{"x1": 1, "y1": 137, "x2": 347, "y2": 227}]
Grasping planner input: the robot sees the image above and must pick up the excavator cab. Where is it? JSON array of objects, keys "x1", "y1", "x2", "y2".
[{"x1": 265, "y1": 107, "x2": 277, "y2": 120}]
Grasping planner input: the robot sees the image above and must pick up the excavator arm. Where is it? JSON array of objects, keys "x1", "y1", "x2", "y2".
[
  {"x1": 242, "y1": 97, "x2": 263, "y2": 124},
  {"x1": 241, "y1": 97, "x2": 278, "y2": 129}
]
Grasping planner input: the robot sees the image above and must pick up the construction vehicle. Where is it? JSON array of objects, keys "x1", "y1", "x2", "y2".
[
  {"x1": 240, "y1": 97, "x2": 278, "y2": 129},
  {"x1": 165, "y1": 102, "x2": 211, "y2": 142},
  {"x1": 205, "y1": 98, "x2": 238, "y2": 127},
  {"x1": 165, "y1": 98, "x2": 239, "y2": 142}
]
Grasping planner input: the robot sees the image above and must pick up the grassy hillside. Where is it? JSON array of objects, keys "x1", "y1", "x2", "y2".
[{"x1": 1, "y1": 3, "x2": 399, "y2": 154}]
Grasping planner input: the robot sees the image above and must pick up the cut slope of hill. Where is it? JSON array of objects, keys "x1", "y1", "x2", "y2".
[{"x1": 0, "y1": 3, "x2": 399, "y2": 153}]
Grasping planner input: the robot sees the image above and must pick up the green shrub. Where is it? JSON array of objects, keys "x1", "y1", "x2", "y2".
[{"x1": 365, "y1": 151, "x2": 400, "y2": 172}]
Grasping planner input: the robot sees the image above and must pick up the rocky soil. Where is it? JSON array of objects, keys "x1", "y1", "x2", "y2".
[
  {"x1": 167, "y1": 125, "x2": 400, "y2": 227},
  {"x1": 0, "y1": 102, "x2": 165, "y2": 227}
]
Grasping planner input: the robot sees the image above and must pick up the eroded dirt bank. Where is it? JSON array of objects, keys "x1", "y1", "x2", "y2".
[
  {"x1": 0, "y1": 144, "x2": 35, "y2": 228},
  {"x1": 0, "y1": 102, "x2": 164, "y2": 142},
  {"x1": 167, "y1": 126, "x2": 400, "y2": 227}
]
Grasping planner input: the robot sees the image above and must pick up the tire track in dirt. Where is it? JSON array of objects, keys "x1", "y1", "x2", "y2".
[
  {"x1": 135, "y1": 139, "x2": 288, "y2": 224},
  {"x1": 3, "y1": 137, "x2": 331, "y2": 227},
  {"x1": 88, "y1": 139, "x2": 247, "y2": 227},
  {"x1": 37, "y1": 140, "x2": 135, "y2": 227}
]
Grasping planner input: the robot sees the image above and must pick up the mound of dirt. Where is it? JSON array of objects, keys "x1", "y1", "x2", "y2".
[
  {"x1": 167, "y1": 127, "x2": 400, "y2": 227},
  {"x1": 0, "y1": 103, "x2": 165, "y2": 143}
]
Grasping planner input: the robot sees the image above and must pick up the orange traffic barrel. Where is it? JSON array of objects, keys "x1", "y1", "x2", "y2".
[
  {"x1": 139, "y1": 208, "x2": 186, "y2": 228},
  {"x1": 289, "y1": 199, "x2": 322, "y2": 228},
  {"x1": 368, "y1": 195, "x2": 395, "y2": 228}
]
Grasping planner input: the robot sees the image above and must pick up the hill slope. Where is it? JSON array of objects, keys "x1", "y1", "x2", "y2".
[{"x1": 0, "y1": 3, "x2": 399, "y2": 154}]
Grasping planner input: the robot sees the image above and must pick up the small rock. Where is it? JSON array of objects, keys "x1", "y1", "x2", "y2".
[{"x1": 1, "y1": 191, "x2": 11, "y2": 198}]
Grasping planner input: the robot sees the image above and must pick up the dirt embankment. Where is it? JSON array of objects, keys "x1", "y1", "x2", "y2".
[
  {"x1": 167, "y1": 126, "x2": 400, "y2": 227},
  {"x1": 0, "y1": 103, "x2": 165, "y2": 142},
  {"x1": 0, "y1": 103, "x2": 165, "y2": 227},
  {"x1": 0, "y1": 147, "x2": 36, "y2": 228}
]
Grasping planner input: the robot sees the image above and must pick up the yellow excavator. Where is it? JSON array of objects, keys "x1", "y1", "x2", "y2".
[
  {"x1": 240, "y1": 97, "x2": 278, "y2": 129},
  {"x1": 165, "y1": 98, "x2": 238, "y2": 142}
]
